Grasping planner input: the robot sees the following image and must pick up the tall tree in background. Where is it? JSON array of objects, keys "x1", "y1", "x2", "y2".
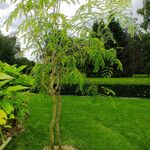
[
  {"x1": 91, "y1": 18, "x2": 146, "y2": 77},
  {"x1": 0, "y1": 32, "x2": 35, "y2": 73},
  {"x1": 137, "y1": 0, "x2": 150, "y2": 75},
  {"x1": 90, "y1": 19, "x2": 134, "y2": 77},
  {"x1": 1, "y1": 0, "x2": 135, "y2": 149},
  {"x1": 109, "y1": 20, "x2": 145, "y2": 76},
  {"x1": 138, "y1": 0, "x2": 150, "y2": 30},
  {"x1": 0, "y1": 33, "x2": 20, "y2": 65},
  {"x1": 141, "y1": 33, "x2": 150, "y2": 75}
]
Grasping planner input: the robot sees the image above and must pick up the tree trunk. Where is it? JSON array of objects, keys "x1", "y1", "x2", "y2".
[
  {"x1": 49, "y1": 51, "x2": 57, "y2": 150},
  {"x1": 55, "y1": 94, "x2": 62, "y2": 150},
  {"x1": 50, "y1": 94, "x2": 57, "y2": 150}
]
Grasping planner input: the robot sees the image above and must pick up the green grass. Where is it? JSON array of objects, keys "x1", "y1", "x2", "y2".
[
  {"x1": 86, "y1": 78, "x2": 150, "y2": 85},
  {"x1": 6, "y1": 94, "x2": 150, "y2": 150}
]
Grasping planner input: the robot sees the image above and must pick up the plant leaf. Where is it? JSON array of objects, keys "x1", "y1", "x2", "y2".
[
  {"x1": 4, "y1": 85, "x2": 29, "y2": 94},
  {"x1": 0, "y1": 80, "x2": 10, "y2": 87},
  {"x1": 9, "y1": 114, "x2": 15, "y2": 119},
  {"x1": 0, "y1": 109, "x2": 7, "y2": 125},
  {"x1": 0, "y1": 72, "x2": 14, "y2": 80},
  {"x1": 1, "y1": 101, "x2": 14, "y2": 115},
  {"x1": 4, "y1": 125, "x2": 12, "y2": 128}
]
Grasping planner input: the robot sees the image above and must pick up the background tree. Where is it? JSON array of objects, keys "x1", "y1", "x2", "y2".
[
  {"x1": 15, "y1": 57, "x2": 35, "y2": 74},
  {"x1": 137, "y1": 0, "x2": 150, "y2": 75},
  {"x1": 89, "y1": 18, "x2": 148, "y2": 77},
  {"x1": 141, "y1": 33, "x2": 150, "y2": 75},
  {"x1": 0, "y1": 32, "x2": 35, "y2": 73},
  {"x1": 138, "y1": 0, "x2": 150, "y2": 30},
  {"x1": 1, "y1": 0, "x2": 135, "y2": 149},
  {"x1": 0, "y1": 33, "x2": 19, "y2": 65}
]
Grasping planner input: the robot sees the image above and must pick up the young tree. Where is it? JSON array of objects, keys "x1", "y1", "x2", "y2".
[{"x1": 0, "y1": 0, "x2": 135, "y2": 149}]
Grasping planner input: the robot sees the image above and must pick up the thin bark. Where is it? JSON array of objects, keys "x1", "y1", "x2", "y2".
[
  {"x1": 55, "y1": 92, "x2": 62, "y2": 150},
  {"x1": 49, "y1": 52, "x2": 57, "y2": 150},
  {"x1": 50, "y1": 94, "x2": 57, "y2": 150}
]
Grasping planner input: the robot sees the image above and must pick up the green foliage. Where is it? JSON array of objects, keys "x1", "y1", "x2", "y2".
[
  {"x1": 0, "y1": 73, "x2": 13, "y2": 80},
  {"x1": 138, "y1": 0, "x2": 150, "y2": 30},
  {"x1": 86, "y1": 78, "x2": 150, "y2": 97},
  {"x1": 60, "y1": 77, "x2": 150, "y2": 97},
  {"x1": 101, "y1": 86, "x2": 115, "y2": 96},
  {"x1": 0, "y1": 0, "x2": 136, "y2": 96},
  {"x1": 0, "y1": 33, "x2": 20, "y2": 65},
  {"x1": 141, "y1": 33, "x2": 150, "y2": 74},
  {"x1": 0, "y1": 33, "x2": 35, "y2": 73},
  {"x1": 102, "y1": 67, "x2": 114, "y2": 78},
  {"x1": 1, "y1": 100, "x2": 14, "y2": 115},
  {"x1": 92, "y1": 19, "x2": 150, "y2": 77},
  {"x1": 15, "y1": 57, "x2": 35, "y2": 74},
  {"x1": 0, "y1": 61, "x2": 34, "y2": 143}
]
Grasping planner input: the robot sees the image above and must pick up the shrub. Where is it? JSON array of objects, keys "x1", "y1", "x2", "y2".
[{"x1": 0, "y1": 61, "x2": 34, "y2": 144}]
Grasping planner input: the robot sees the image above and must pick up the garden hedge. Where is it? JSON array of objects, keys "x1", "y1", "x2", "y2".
[{"x1": 60, "y1": 78, "x2": 150, "y2": 98}]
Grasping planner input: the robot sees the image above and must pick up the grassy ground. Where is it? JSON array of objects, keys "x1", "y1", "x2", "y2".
[{"x1": 6, "y1": 94, "x2": 150, "y2": 150}]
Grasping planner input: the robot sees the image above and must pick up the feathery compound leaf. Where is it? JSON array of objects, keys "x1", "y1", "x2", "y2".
[
  {"x1": 4, "y1": 85, "x2": 29, "y2": 94},
  {"x1": 0, "y1": 80, "x2": 11, "y2": 87},
  {"x1": 4, "y1": 2, "x2": 23, "y2": 31},
  {"x1": 0, "y1": 73, "x2": 14, "y2": 80}
]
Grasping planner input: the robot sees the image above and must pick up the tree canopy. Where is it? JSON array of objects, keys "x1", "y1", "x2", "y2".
[
  {"x1": 138, "y1": 0, "x2": 150, "y2": 30},
  {"x1": 0, "y1": 33, "x2": 19, "y2": 65}
]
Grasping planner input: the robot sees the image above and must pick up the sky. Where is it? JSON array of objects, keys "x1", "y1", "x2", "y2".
[
  {"x1": 0, "y1": 0, "x2": 144, "y2": 60},
  {"x1": 131, "y1": 0, "x2": 143, "y2": 24}
]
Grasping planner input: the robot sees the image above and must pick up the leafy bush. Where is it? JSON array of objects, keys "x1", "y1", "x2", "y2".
[{"x1": 0, "y1": 61, "x2": 34, "y2": 144}]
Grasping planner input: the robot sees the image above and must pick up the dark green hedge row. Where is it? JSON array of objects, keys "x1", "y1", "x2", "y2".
[
  {"x1": 100, "y1": 85, "x2": 150, "y2": 98},
  {"x1": 60, "y1": 84, "x2": 150, "y2": 98}
]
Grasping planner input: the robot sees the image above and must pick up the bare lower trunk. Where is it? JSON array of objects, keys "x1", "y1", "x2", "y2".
[
  {"x1": 49, "y1": 50, "x2": 62, "y2": 149},
  {"x1": 49, "y1": 91, "x2": 62, "y2": 150},
  {"x1": 50, "y1": 94, "x2": 57, "y2": 150},
  {"x1": 56, "y1": 94, "x2": 62, "y2": 150}
]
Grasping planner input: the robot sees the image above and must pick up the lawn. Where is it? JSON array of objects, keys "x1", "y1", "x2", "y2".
[{"x1": 6, "y1": 94, "x2": 150, "y2": 150}]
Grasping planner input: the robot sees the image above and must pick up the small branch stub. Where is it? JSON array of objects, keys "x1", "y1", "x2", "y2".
[{"x1": 0, "y1": 137, "x2": 12, "y2": 150}]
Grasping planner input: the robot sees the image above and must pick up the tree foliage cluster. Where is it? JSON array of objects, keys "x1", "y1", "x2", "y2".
[
  {"x1": 85, "y1": 17, "x2": 150, "y2": 77},
  {"x1": 0, "y1": 61, "x2": 34, "y2": 145},
  {"x1": 138, "y1": 0, "x2": 150, "y2": 30},
  {"x1": 0, "y1": 33, "x2": 18, "y2": 65}
]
